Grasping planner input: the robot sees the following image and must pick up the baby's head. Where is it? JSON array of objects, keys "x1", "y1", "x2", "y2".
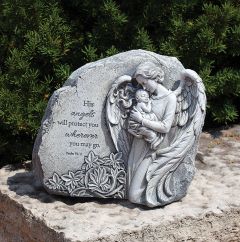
[{"x1": 135, "y1": 89, "x2": 150, "y2": 103}]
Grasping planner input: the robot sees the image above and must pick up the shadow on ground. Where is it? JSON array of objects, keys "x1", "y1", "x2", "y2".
[{"x1": 7, "y1": 168, "x2": 156, "y2": 211}]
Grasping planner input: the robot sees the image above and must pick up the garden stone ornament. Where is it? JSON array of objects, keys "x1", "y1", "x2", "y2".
[{"x1": 33, "y1": 50, "x2": 206, "y2": 207}]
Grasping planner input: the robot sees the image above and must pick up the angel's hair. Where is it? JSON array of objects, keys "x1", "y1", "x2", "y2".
[
  {"x1": 134, "y1": 61, "x2": 164, "y2": 84},
  {"x1": 135, "y1": 89, "x2": 149, "y2": 101}
]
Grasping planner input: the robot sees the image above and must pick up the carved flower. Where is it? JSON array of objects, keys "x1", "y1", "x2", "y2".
[
  {"x1": 106, "y1": 152, "x2": 124, "y2": 170},
  {"x1": 82, "y1": 151, "x2": 99, "y2": 171},
  {"x1": 88, "y1": 167, "x2": 110, "y2": 192},
  {"x1": 61, "y1": 170, "x2": 84, "y2": 193},
  {"x1": 46, "y1": 173, "x2": 66, "y2": 191},
  {"x1": 114, "y1": 190, "x2": 125, "y2": 199}
]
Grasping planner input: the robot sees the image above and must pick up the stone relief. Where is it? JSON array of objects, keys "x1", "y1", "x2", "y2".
[
  {"x1": 33, "y1": 50, "x2": 206, "y2": 208},
  {"x1": 106, "y1": 61, "x2": 206, "y2": 207},
  {"x1": 46, "y1": 151, "x2": 126, "y2": 199}
]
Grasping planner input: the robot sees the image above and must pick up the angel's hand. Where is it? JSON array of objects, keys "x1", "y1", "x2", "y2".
[{"x1": 130, "y1": 107, "x2": 143, "y2": 123}]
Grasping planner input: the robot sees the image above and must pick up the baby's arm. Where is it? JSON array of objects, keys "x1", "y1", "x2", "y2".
[{"x1": 139, "y1": 101, "x2": 152, "y2": 113}]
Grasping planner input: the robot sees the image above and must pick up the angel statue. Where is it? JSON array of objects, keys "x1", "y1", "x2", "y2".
[{"x1": 106, "y1": 61, "x2": 206, "y2": 207}]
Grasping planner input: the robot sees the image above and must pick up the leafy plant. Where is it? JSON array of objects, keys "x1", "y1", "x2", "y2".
[{"x1": 0, "y1": 0, "x2": 240, "y2": 164}]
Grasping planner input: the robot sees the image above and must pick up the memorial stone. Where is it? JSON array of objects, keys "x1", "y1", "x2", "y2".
[{"x1": 33, "y1": 50, "x2": 206, "y2": 207}]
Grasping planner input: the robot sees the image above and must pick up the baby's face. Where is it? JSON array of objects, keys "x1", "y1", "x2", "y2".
[{"x1": 137, "y1": 91, "x2": 149, "y2": 103}]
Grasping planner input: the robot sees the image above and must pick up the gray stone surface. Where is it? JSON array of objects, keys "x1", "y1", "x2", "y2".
[
  {"x1": 1, "y1": 127, "x2": 240, "y2": 241},
  {"x1": 33, "y1": 50, "x2": 206, "y2": 207}
]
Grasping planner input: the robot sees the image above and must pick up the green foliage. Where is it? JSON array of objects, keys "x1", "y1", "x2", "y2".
[
  {"x1": 0, "y1": 0, "x2": 240, "y2": 164},
  {"x1": 0, "y1": 0, "x2": 72, "y2": 163},
  {"x1": 211, "y1": 100, "x2": 238, "y2": 124}
]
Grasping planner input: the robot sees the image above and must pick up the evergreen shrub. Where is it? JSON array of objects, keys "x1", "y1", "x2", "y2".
[{"x1": 0, "y1": 0, "x2": 239, "y2": 164}]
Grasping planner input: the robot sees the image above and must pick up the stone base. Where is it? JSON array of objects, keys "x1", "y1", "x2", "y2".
[{"x1": 1, "y1": 126, "x2": 240, "y2": 242}]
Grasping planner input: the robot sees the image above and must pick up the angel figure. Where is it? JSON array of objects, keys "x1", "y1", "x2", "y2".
[{"x1": 106, "y1": 61, "x2": 206, "y2": 207}]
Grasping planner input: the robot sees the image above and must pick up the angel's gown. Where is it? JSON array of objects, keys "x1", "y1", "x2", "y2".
[{"x1": 127, "y1": 90, "x2": 177, "y2": 205}]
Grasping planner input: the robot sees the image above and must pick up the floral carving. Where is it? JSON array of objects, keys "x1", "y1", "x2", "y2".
[
  {"x1": 45, "y1": 151, "x2": 126, "y2": 198},
  {"x1": 88, "y1": 167, "x2": 110, "y2": 191},
  {"x1": 61, "y1": 170, "x2": 84, "y2": 192},
  {"x1": 81, "y1": 151, "x2": 100, "y2": 170},
  {"x1": 46, "y1": 173, "x2": 66, "y2": 190}
]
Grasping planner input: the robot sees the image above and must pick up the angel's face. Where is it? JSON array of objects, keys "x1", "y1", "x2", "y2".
[{"x1": 136, "y1": 75, "x2": 157, "y2": 94}]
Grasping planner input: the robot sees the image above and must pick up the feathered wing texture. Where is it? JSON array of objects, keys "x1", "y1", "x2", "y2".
[
  {"x1": 145, "y1": 69, "x2": 206, "y2": 207},
  {"x1": 106, "y1": 75, "x2": 136, "y2": 163}
]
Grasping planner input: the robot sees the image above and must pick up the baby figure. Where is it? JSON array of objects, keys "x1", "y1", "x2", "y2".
[{"x1": 128, "y1": 89, "x2": 162, "y2": 150}]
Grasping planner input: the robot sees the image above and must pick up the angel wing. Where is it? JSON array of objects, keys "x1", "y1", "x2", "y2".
[
  {"x1": 145, "y1": 69, "x2": 206, "y2": 207},
  {"x1": 106, "y1": 75, "x2": 137, "y2": 163}
]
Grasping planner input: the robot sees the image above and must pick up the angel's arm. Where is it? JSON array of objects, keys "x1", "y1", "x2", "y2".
[{"x1": 142, "y1": 95, "x2": 176, "y2": 133}]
